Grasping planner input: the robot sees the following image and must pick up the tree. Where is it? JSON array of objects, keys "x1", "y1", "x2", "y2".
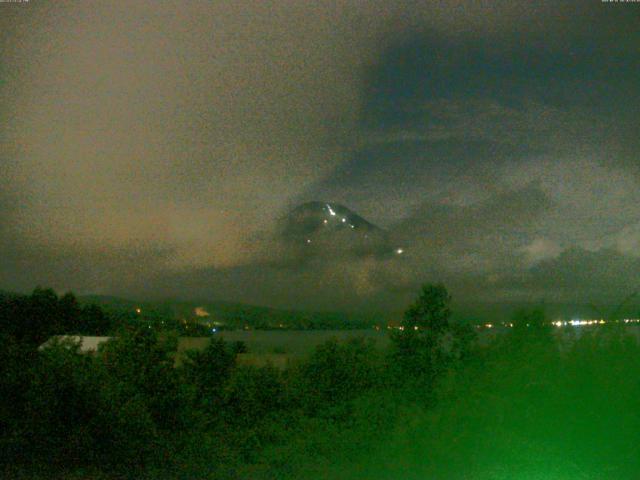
[
  {"x1": 231, "y1": 340, "x2": 248, "y2": 355},
  {"x1": 223, "y1": 364, "x2": 285, "y2": 428},
  {"x1": 17, "y1": 288, "x2": 60, "y2": 345},
  {"x1": 181, "y1": 338, "x2": 237, "y2": 412},
  {"x1": 80, "y1": 304, "x2": 112, "y2": 335},
  {"x1": 98, "y1": 328, "x2": 191, "y2": 432},
  {"x1": 390, "y1": 284, "x2": 469, "y2": 388},
  {"x1": 402, "y1": 283, "x2": 452, "y2": 333},
  {"x1": 58, "y1": 292, "x2": 81, "y2": 333},
  {"x1": 22, "y1": 340, "x2": 102, "y2": 466},
  {"x1": 0, "y1": 289, "x2": 114, "y2": 344},
  {"x1": 296, "y1": 337, "x2": 382, "y2": 416}
]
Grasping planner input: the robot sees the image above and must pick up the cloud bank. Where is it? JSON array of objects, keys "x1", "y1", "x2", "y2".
[{"x1": 0, "y1": 1, "x2": 638, "y2": 310}]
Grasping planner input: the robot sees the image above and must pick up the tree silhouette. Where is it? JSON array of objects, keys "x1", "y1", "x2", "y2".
[
  {"x1": 402, "y1": 283, "x2": 452, "y2": 333},
  {"x1": 391, "y1": 284, "x2": 466, "y2": 388}
]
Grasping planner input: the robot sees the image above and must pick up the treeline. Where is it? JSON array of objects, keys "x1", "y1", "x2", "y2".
[
  {"x1": 0, "y1": 284, "x2": 475, "y2": 479},
  {"x1": 94, "y1": 297, "x2": 386, "y2": 331},
  {"x1": 0, "y1": 288, "x2": 111, "y2": 346},
  {"x1": 0, "y1": 288, "x2": 224, "y2": 340},
  {"x1": 214, "y1": 308, "x2": 382, "y2": 330}
]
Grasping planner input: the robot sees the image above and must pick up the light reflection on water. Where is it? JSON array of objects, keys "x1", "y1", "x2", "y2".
[{"x1": 198, "y1": 324, "x2": 640, "y2": 355}]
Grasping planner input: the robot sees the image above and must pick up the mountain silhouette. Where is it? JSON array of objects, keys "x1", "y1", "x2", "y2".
[{"x1": 277, "y1": 201, "x2": 403, "y2": 260}]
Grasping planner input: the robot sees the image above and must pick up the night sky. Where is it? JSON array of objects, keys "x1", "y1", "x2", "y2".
[{"x1": 1, "y1": 1, "x2": 639, "y2": 311}]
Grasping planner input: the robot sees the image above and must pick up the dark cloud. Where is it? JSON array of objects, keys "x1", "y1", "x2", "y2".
[
  {"x1": 394, "y1": 182, "x2": 553, "y2": 242},
  {"x1": 0, "y1": 237, "x2": 174, "y2": 296},
  {"x1": 126, "y1": 185, "x2": 553, "y2": 311},
  {"x1": 494, "y1": 247, "x2": 640, "y2": 304},
  {"x1": 0, "y1": 1, "x2": 639, "y2": 309},
  {"x1": 305, "y1": 138, "x2": 543, "y2": 223}
]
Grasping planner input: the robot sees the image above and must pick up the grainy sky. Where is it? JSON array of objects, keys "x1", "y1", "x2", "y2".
[{"x1": 1, "y1": 1, "x2": 639, "y2": 310}]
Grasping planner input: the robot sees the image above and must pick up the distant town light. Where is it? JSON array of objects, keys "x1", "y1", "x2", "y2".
[{"x1": 396, "y1": 248, "x2": 404, "y2": 254}]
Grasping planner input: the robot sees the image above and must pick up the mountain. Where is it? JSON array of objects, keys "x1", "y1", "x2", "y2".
[
  {"x1": 283, "y1": 201, "x2": 380, "y2": 237},
  {"x1": 277, "y1": 201, "x2": 403, "y2": 259}
]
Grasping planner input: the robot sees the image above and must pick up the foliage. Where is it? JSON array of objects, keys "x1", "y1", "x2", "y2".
[
  {"x1": 21, "y1": 283, "x2": 640, "y2": 480},
  {"x1": 390, "y1": 284, "x2": 476, "y2": 389},
  {"x1": 402, "y1": 283, "x2": 452, "y2": 332},
  {"x1": 0, "y1": 289, "x2": 112, "y2": 344},
  {"x1": 294, "y1": 337, "x2": 386, "y2": 417},
  {"x1": 2, "y1": 286, "x2": 444, "y2": 478},
  {"x1": 180, "y1": 337, "x2": 236, "y2": 414}
]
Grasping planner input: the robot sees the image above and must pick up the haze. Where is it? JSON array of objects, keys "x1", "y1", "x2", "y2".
[{"x1": 1, "y1": 1, "x2": 639, "y2": 310}]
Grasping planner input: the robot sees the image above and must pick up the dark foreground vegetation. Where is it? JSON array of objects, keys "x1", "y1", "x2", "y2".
[{"x1": 2, "y1": 286, "x2": 640, "y2": 479}]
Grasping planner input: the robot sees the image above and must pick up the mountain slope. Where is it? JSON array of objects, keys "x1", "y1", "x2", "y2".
[{"x1": 278, "y1": 201, "x2": 402, "y2": 259}]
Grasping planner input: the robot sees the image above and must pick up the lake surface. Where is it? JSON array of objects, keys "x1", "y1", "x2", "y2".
[
  {"x1": 181, "y1": 324, "x2": 640, "y2": 356},
  {"x1": 208, "y1": 329, "x2": 390, "y2": 354}
]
